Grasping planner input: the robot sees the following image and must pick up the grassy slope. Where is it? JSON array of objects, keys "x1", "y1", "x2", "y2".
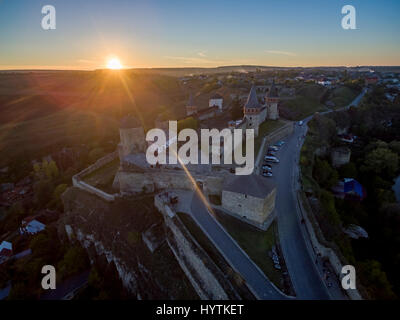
[
  {"x1": 177, "y1": 212, "x2": 255, "y2": 299},
  {"x1": 0, "y1": 71, "x2": 184, "y2": 167},
  {"x1": 280, "y1": 84, "x2": 328, "y2": 120},
  {"x1": 329, "y1": 86, "x2": 359, "y2": 109},
  {"x1": 254, "y1": 120, "x2": 287, "y2": 153},
  {"x1": 213, "y1": 211, "x2": 284, "y2": 291}
]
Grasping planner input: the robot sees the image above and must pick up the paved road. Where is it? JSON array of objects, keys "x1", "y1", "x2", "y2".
[
  {"x1": 190, "y1": 194, "x2": 288, "y2": 300},
  {"x1": 274, "y1": 88, "x2": 368, "y2": 299},
  {"x1": 274, "y1": 125, "x2": 330, "y2": 299},
  {"x1": 187, "y1": 88, "x2": 368, "y2": 300}
]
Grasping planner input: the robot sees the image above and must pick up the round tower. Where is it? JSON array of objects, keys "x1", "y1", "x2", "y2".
[
  {"x1": 186, "y1": 93, "x2": 197, "y2": 116},
  {"x1": 266, "y1": 82, "x2": 279, "y2": 120},
  {"x1": 243, "y1": 85, "x2": 262, "y2": 136},
  {"x1": 118, "y1": 115, "x2": 146, "y2": 160}
]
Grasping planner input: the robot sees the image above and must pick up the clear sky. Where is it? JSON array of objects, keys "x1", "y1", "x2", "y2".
[{"x1": 0, "y1": 0, "x2": 399, "y2": 69}]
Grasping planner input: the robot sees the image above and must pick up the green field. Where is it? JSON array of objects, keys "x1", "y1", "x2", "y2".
[
  {"x1": 0, "y1": 71, "x2": 186, "y2": 168},
  {"x1": 0, "y1": 108, "x2": 119, "y2": 167}
]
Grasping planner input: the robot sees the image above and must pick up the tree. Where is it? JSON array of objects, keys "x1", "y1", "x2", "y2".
[
  {"x1": 33, "y1": 179, "x2": 54, "y2": 207},
  {"x1": 313, "y1": 158, "x2": 339, "y2": 189},
  {"x1": 58, "y1": 246, "x2": 89, "y2": 281},
  {"x1": 177, "y1": 117, "x2": 198, "y2": 132},
  {"x1": 358, "y1": 260, "x2": 396, "y2": 299},
  {"x1": 338, "y1": 162, "x2": 357, "y2": 178},
  {"x1": 363, "y1": 147, "x2": 398, "y2": 177},
  {"x1": 320, "y1": 189, "x2": 341, "y2": 227},
  {"x1": 48, "y1": 160, "x2": 59, "y2": 179},
  {"x1": 389, "y1": 140, "x2": 400, "y2": 155},
  {"x1": 89, "y1": 147, "x2": 105, "y2": 163},
  {"x1": 230, "y1": 95, "x2": 243, "y2": 120}
]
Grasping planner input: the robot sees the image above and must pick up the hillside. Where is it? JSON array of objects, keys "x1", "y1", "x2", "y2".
[
  {"x1": 280, "y1": 83, "x2": 328, "y2": 120},
  {"x1": 0, "y1": 71, "x2": 186, "y2": 167}
]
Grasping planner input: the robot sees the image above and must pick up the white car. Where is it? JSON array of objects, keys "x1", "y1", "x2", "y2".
[
  {"x1": 262, "y1": 171, "x2": 273, "y2": 177},
  {"x1": 268, "y1": 146, "x2": 279, "y2": 152},
  {"x1": 264, "y1": 156, "x2": 279, "y2": 163},
  {"x1": 298, "y1": 120, "x2": 303, "y2": 126}
]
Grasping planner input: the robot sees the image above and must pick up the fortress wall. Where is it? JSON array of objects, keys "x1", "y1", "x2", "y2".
[
  {"x1": 265, "y1": 121, "x2": 294, "y2": 146},
  {"x1": 155, "y1": 195, "x2": 239, "y2": 300},
  {"x1": 118, "y1": 170, "x2": 225, "y2": 196},
  {"x1": 255, "y1": 121, "x2": 294, "y2": 172},
  {"x1": 72, "y1": 152, "x2": 118, "y2": 202},
  {"x1": 297, "y1": 191, "x2": 362, "y2": 300}
]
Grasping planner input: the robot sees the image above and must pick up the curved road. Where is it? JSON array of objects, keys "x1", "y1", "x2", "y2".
[
  {"x1": 188, "y1": 88, "x2": 367, "y2": 300},
  {"x1": 190, "y1": 194, "x2": 288, "y2": 300},
  {"x1": 275, "y1": 88, "x2": 368, "y2": 299},
  {"x1": 274, "y1": 124, "x2": 330, "y2": 299}
]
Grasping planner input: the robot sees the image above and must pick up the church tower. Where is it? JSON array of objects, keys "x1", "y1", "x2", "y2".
[
  {"x1": 243, "y1": 86, "x2": 263, "y2": 137},
  {"x1": 266, "y1": 81, "x2": 279, "y2": 120}
]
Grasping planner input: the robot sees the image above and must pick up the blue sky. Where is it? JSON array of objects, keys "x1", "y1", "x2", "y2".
[{"x1": 0, "y1": 0, "x2": 399, "y2": 69}]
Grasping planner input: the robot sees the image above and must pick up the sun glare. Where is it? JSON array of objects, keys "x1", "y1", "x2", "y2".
[{"x1": 107, "y1": 58, "x2": 123, "y2": 70}]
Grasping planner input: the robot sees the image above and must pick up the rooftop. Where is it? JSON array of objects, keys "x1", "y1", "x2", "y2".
[
  {"x1": 211, "y1": 93, "x2": 223, "y2": 100},
  {"x1": 244, "y1": 86, "x2": 261, "y2": 109},
  {"x1": 223, "y1": 174, "x2": 276, "y2": 198}
]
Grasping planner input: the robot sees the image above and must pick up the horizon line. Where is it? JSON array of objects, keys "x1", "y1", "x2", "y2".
[{"x1": 1, "y1": 64, "x2": 399, "y2": 72}]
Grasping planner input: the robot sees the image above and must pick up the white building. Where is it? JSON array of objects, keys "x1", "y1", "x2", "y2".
[
  {"x1": 19, "y1": 219, "x2": 46, "y2": 235},
  {"x1": 209, "y1": 93, "x2": 223, "y2": 111}
]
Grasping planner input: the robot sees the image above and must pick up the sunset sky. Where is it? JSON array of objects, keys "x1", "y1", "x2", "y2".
[{"x1": 0, "y1": 0, "x2": 399, "y2": 70}]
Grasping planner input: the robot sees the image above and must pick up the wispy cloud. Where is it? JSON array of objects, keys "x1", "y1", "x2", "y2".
[
  {"x1": 197, "y1": 51, "x2": 207, "y2": 57},
  {"x1": 164, "y1": 55, "x2": 228, "y2": 65},
  {"x1": 265, "y1": 50, "x2": 296, "y2": 57}
]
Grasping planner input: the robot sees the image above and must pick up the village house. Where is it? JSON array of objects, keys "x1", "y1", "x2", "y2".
[{"x1": 0, "y1": 241, "x2": 13, "y2": 264}]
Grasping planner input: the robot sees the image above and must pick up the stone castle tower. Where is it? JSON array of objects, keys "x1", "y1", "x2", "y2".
[
  {"x1": 185, "y1": 93, "x2": 197, "y2": 116},
  {"x1": 118, "y1": 115, "x2": 146, "y2": 160},
  {"x1": 243, "y1": 86, "x2": 267, "y2": 137},
  {"x1": 265, "y1": 81, "x2": 279, "y2": 120}
]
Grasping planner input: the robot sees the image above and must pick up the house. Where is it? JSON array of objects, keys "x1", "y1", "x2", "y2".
[
  {"x1": 196, "y1": 105, "x2": 218, "y2": 121},
  {"x1": 0, "y1": 241, "x2": 13, "y2": 264},
  {"x1": 332, "y1": 178, "x2": 366, "y2": 201},
  {"x1": 208, "y1": 93, "x2": 223, "y2": 111},
  {"x1": 338, "y1": 133, "x2": 355, "y2": 143},
  {"x1": 19, "y1": 219, "x2": 46, "y2": 235},
  {"x1": 365, "y1": 76, "x2": 379, "y2": 86}
]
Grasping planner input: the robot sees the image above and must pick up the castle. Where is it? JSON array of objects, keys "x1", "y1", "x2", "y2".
[
  {"x1": 229, "y1": 82, "x2": 280, "y2": 137},
  {"x1": 113, "y1": 86, "x2": 279, "y2": 229}
]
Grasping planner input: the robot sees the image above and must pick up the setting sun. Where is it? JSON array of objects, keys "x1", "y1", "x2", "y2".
[{"x1": 107, "y1": 58, "x2": 123, "y2": 70}]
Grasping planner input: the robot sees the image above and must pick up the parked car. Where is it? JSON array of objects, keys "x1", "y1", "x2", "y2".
[
  {"x1": 298, "y1": 121, "x2": 303, "y2": 126},
  {"x1": 267, "y1": 151, "x2": 276, "y2": 156},
  {"x1": 275, "y1": 141, "x2": 285, "y2": 147},
  {"x1": 264, "y1": 156, "x2": 280, "y2": 163},
  {"x1": 262, "y1": 171, "x2": 273, "y2": 177},
  {"x1": 262, "y1": 164, "x2": 272, "y2": 171},
  {"x1": 268, "y1": 146, "x2": 279, "y2": 152}
]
